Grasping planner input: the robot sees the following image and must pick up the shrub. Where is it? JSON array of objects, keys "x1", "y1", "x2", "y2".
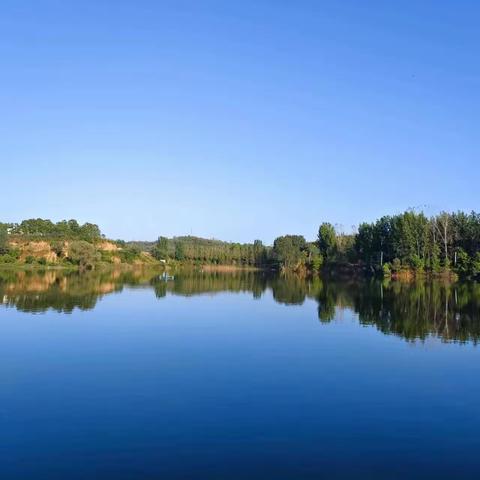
[
  {"x1": 382, "y1": 262, "x2": 392, "y2": 277},
  {"x1": 0, "y1": 254, "x2": 16, "y2": 264},
  {"x1": 175, "y1": 242, "x2": 185, "y2": 261},
  {"x1": 100, "y1": 251, "x2": 114, "y2": 263},
  {"x1": 392, "y1": 258, "x2": 402, "y2": 272},
  {"x1": 7, "y1": 249, "x2": 20, "y2": 260},
  {"x1": 409, "y1": 254, "x2": 425, "y2": 272},
  {"x1": 0, "y1": 226, "x2": 8, "y2": 254},
  {"x1": 118, "y1": 247, "x2": 141, "y2": 264},
  {"x1": 67, "y1": 241, "x2": 99, "y2": 269},
  {"x1": 50, "y1": 241, "x2": 64, "y2": 257},
  {"x1": 311, "y1": 254, "x2": 323, "y2": 273}
]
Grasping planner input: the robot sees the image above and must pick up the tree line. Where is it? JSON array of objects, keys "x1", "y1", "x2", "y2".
[
  {"x1": 3, "y1": 211, "x2": 480, "y2": 278},
  {"x1": 148, "y1": 210, "x2": 480, "y2": 278},
  {"x1": 268, "y1": 211, "x2": 480, "y2": 278},
  {"x1": 356, "y1": 211, "x2": 480, "y2": 277},
  {"x1": 1, "y1": 218, "x2": 103, "y2": 241},
  {"x1": 149, "y1": 228, "x2": 340, "y2": 273},
  {"x1": 0, "y1": 218, "x2": 144, "y2": 269},
  {"x1": 151, "y1": 236, "x2": 270, "y2": 267}
]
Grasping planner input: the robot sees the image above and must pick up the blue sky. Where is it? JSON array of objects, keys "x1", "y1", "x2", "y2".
[{"x1": 1, "y1": 1, "x2": 479, "y2": 243}]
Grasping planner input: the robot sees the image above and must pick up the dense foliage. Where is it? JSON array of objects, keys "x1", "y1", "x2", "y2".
[
  {"x1": 317, "y1": 223, "x2": 337, "y2": 261},
  {"x1": 355, "y1": 211, "x2": 480, "y2": 277},
  {"x1": 149, "y1": 234, "x2": 326, "y2": 272},
  {"x1": 151, "y1": 236, "x2": 270, "y2": 267},
  {"x1": 0, "y1": 218, "x2": 143, "y2": 268},
  {"x1": 3, "y1": 211, "x2": 480, "y2": 277},
  {"x1": 0, "y1": 224, "x2": 8, "y2": 255},
  {"x1": 272, "y1": 235, "x2": 307, "y2": 269},
  {"x1": 67, "y1": 241, "x2": 100, "y2": 269},
  {"x1": 6, "y1": 218, "x2": 103, "y2": 240},
  {"x1": 264, "y1": 210, "x2": 480, "y2": 278}
]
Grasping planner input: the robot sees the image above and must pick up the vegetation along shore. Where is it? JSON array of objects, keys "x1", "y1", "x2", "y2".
[{"x1": 1, "y1": 210, "x2": 480, "y2": 279}]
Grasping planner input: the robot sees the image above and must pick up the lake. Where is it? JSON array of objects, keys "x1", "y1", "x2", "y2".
[{"x1": 1, "y1": 269, "x2": 480, "y2": 479}]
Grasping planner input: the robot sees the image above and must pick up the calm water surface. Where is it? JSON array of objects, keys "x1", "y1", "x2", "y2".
[{"x1": 1, "y1": 269, "x2": 480, "y2": 479}]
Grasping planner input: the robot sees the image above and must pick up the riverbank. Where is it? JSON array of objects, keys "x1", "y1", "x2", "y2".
[
  {"x1": 0, "y1": 237, "x2": 160, "y2": 271},
  {"x1": 198, "y1": 264, "x2": 263, "y2": 272},
  {"x1": 319, "y1": 261, "x2": 460, "y2": 282}
]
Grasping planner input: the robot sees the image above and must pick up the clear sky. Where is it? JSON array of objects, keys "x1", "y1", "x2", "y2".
[{"x1": 1, "y1": 1, "x2": 479, "y2": 243}]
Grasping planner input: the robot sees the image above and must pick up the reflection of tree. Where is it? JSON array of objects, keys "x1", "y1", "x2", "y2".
[
  {"x1": 164, "y1": 271, "x2": 269, "y2": 299},
  {"x1": 150, "y1": 277, "x2": 167, "y2": 298},
  {"x1": 0, "y1": 269, "x2": 158, "y2": 314},
  {"x1": 364, "y1": 282, "x2": 480, "y2": 343},
  {"x1": 161, "y1": 273, "x2": 480, "y2": 343},
  {"x1": 312, "y1": 278, "x2": 480, "y2": 344},
  {"x1": 315, "y1": 280, "x2": 337, "y2": 323},
  {"x1": 2, "y1": 269, "x2": 480, "y2": 344},
  {"x1": 0, "y1": 269, "x2": 272, "y2": 313},
  {"x1": 270, "y1": 275, "x2": 308, "y2": 305}
]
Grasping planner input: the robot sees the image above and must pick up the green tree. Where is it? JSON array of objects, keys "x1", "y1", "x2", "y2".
[
  {"x1": 253, "y1": 239, "x2": 267, "y2": 266},
  {"x1": 67, "y1": 241, "x2": 99, "y2": 269},
  {"x1": 311, "y1": 253, "x2": 323, "y2": 272},
  {"x1": 175, "y1": 242, "x2": 185, "y2": 261},
  {"x1": 79, "y1": 223, "x2": 101, "y2": 241},
  {"x1": 67, "y1": 219, "x2": 81, "y2": 235},
  {"x1": 356, "y1": 223, "x2": 375, "y2": 265},
  {"x1": 471, "y1": 253, "x2": 480, "y2": 278},
  {"x1": 273, "y1": 235, "x2": 307, "y2": 269},
  {"x1": 0, "y1": 224, "x2": 8, "y2": 255},
  {"x1": 153, "y1": 236, "x2": 169, "y2": 260},
  {"x1": 456, "y1": 248, "x2": 471, "y2": 276},
  {"x1": 317, "y1": 223, "x2": 337, "y2": 261}
]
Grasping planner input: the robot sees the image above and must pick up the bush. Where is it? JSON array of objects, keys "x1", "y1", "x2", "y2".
[
  {"x1": 25, "y1": 255, "x2": 35, "y2": 264},
  {"x1": 392, "y1": 258, "x2": 402, "y2": 272},
  {"x1": 118, "y1": 247, "x2": 141, "y2": 264},
  {"x1": 175, "y1": 242, "x2": 185, "y2": 261},
  {"x1": 67, "y1": 241, "x2": 99, "y2": 269},
  {"x1": 50, "y1": 241, "x2": 64, "y2": 257},
  {"x1": 0, "y1": 226, "x2": 8, "y2": 254},
  {"x1": 0, "y1": 253, "x2": 17, "y2": 264},
  {"x1": 310, "y1": 254, "x2": 323, "y2": 273},
  {"x1": 382, "y1": 262, "x2": 392, "y2": 277},
  {"x1": 7, "y1": 248, "x2": 20, "y2": 260},
  {"x1": 409, "y1": 254, "x2": 425, "y2": 272},
  {"x1": 100, "y1": 251, "x2": 115, "y2": 263}
]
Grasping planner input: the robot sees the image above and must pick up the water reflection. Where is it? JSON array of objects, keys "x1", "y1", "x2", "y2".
[
  {"x1": 316, "y1": 278, "x2": 480, "y2": 344},
  {"x1": 0, "y1": 269, "x2": 151, "y2": 314},
  {"x1": 1, "y1": 269, "x2": 479, "y2": 343}
]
